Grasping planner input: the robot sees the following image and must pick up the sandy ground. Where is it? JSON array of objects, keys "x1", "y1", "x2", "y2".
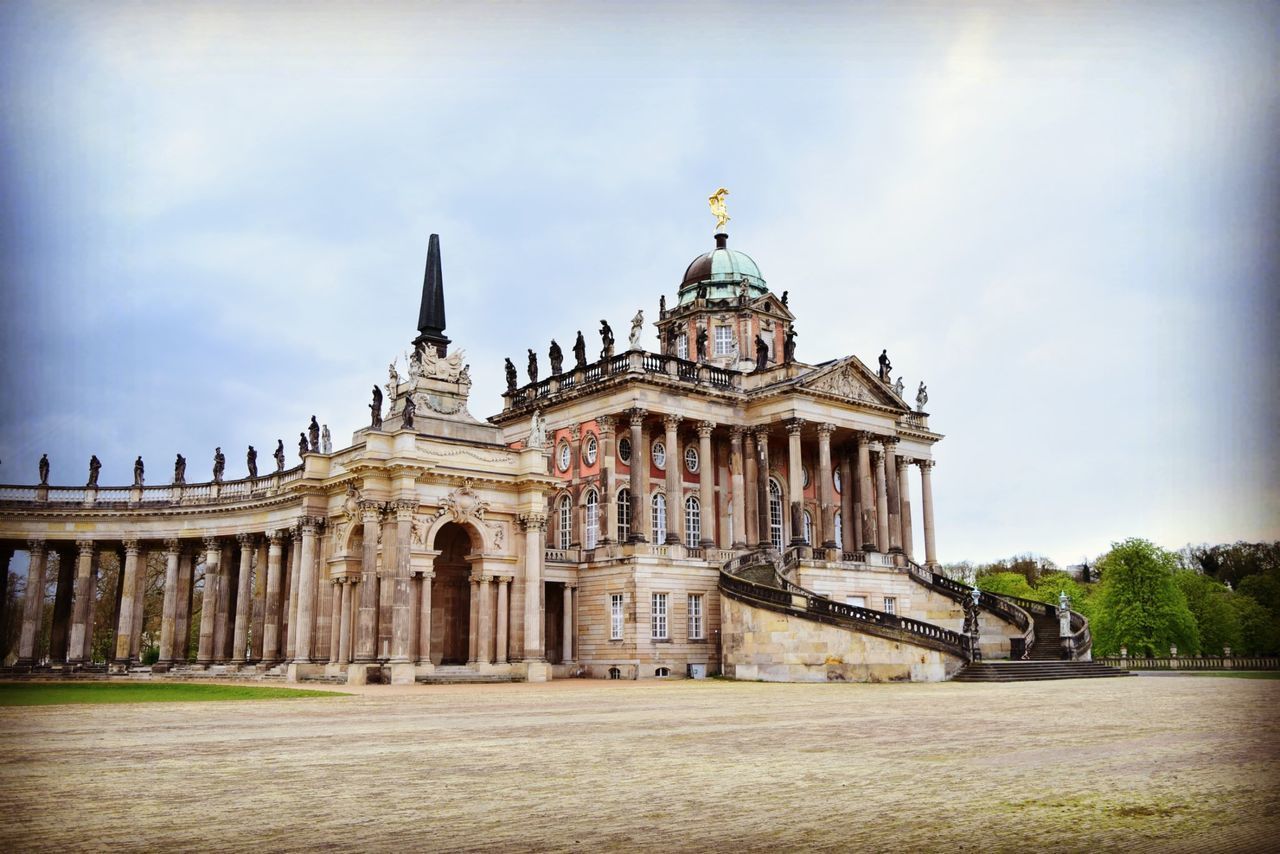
[{"x1": 0, "y1": 676, "x2": 1277, "y2": 853}]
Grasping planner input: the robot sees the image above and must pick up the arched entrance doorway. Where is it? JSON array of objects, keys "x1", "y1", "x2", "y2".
[{"x1": 430, "y1": 522, "x2": 472, "y2": 665}]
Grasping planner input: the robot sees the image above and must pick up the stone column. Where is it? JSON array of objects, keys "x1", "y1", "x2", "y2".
[
  {"x1": 839, "y1": 444, "x2": 855, "y2": 555},
  {"x1": 214, "y1": 541, "x2": 234, "y2": 662},
  {"x1": 743, "y1": 431, "x2": 759, "y2": 547},
  {"x1": 598, "y1": 415, "x2": 617, "y2": 543},
  {"x1": 174, "y1": 550, "x2": 193, "y2": 662},
  {"x1": 663, "y1": 414, "x2": 682, "y2": 545},
  {"x1": 355, "y1": 501, "x2": 382, "y2": 662},
  {"x1": 196, "y1": 537, "x2": 220, "y2": 665},
  {"x1": 872, "y1": 443, "x2": 889, "y2": 552},
  {"x1": 83, "y1": 553, "x2": 101, "y2": 663},
  {"x1": 817, "y1": 423, "x2": 837, "y2": 549},
  {"x1": 17, "y1": 539, "x2": 48, "y2": 665},
  {"x1": 495, "y1": 576, "x2": 510, "y2": 664},
  {"x1": 231, "y1": 533, "x2": 254, "y2": 663},
  {"x1": 293, "y1": 517, "x2": 320, "y2": 663},
  {"x1": 898, "y1": 456, "x2": 915, "y2": 561},
  {"x1": 67, "y1": 540, "x2": 97, "y2": 664},
  {"x1": 379, "y1": 509, "x2": 399, "y2": 658},
  {"x1": 417, "y1": 571, "x2": 434, "y2": 663},
  {"x1": 478, "y1": 574, "x2": 494, "y2": 664},
  {"x1": 729, "y1": 427, "x2": 747, "y2": 549},
  {"x1": 285, "y1": 527, "x2": 303, "y2": 660},
  {"x1": 627, "y1": 410, "x2": 647, "y2": 542},
  {"x1": 856, "y1": 432, "x2": 877, "y2": 551},
  {"x1": 562, "y1": 583, "x2": 575, "y2": 663},
  {"x1": 49, "y1": 548, "x2": 75, "y2": 663},
  {"x1": 263, "y1": 531, "x2": 284, "y2": 661},
  {"x1": 329, "y1": 579, "x2": 342, "y2": 663},
  {"x1": 0, "y1": 545, "x2": 11, "y2": 636},
  {"x1": 390, "y1": 500, "x2": 415, "y2": 664},
  {"x1": 918, "y1": 460, "x2": 938, "y2": 567},
  {"x1": 251, "y1": 538, "x2": 268, "y2": 662},
  {"x1": 113, "y1": 540, "x2": 141, "y2": 665},
  {"x1": 467, "y1": 573, "x2": 481, "y2": 665},
  {"x1": 753, "y1": 428, "x2": 772, "y2": 549},
  {"x1": 157, "y1": 539, "x2": 181, "y2": 666},
  {"x1": 786, "y1": 419, "x2": 805, "y2": 546},
  {"x1": 520, "y1": 513, "x2": 546, "y2": 661},
  {"x1": 129, "y1": 544, "x2": 149, "y2": 662},
  {"x1": 696, "y1": 421, "x2": 716, "y2": 548},
  {"x1": 883, "y1": 437, "x2": 902, "y2": 554},
  {"x1": 338, "y1": 577, "x2": 354, "y2": 664}
]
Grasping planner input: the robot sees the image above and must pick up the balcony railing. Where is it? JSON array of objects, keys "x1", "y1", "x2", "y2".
[
  {"x1": 503, "y1": 348, "x2": 746, "y2": 410},
  {"x1": 0, "y1": 465, "x2": 306, "y2": 511}
]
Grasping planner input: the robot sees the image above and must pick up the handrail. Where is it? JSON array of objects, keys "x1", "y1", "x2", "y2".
[{"x1": 0, "y1": 465, "x2": 306, "y2": 509}]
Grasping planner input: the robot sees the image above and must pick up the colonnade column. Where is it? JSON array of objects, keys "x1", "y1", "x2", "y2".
[
  {"x1": 478, "y1": 574, "x2": 494, "y2": 664},
  {"x1": 598, "y1": 416, "x2": 617, "y2": 543},
  {"x1": 84, "y1": 548, "x2": 102, "y2": 663},
  {"x1": 839, "y1": 445, "x2": 855, "y2": 555},
  {"x1": 753, "y1": 428, "x2": 772, "y2": 549},
  {"x1": 884, "y1": 437, "x2": 902, "y2": 554},
  {"x1": 856, "y1": 433, "x2": 877, "y2": 551},
  {"x1": 729, "y1": 427, "x2": 747, "y2": 549},
  {"x1": 157, "y1": 539, "x2": 181, "y2": 666},
  {"x1": 390, "y1": 500, "x2": 415, "y2": 664},
  {"x1": 196, "y1": 537, "x2": 220, "y2": 665},
  {"x1": 213, "y1": 541, "x2": 233, "y2": 662},
  {"x1": 416, "y1": 570, "x2": 433, "y2": 664},
  {"x1": 520, "y1": 512, "x2": 546, "y2": 661},
  {"x1": 918, "y1": 460, "x2": 938, "y2": 567},
  {"x1": 328, "y1": 579, "x2": 342, "y2": 664},
  {"x1": 467, "y1": 573, "x2": 481, "y2": 665},
  {"x1": 562, "y1": 583, "x2": 575, "y2": 663},
  {"x1": 817, "y1": 423, "x2": 837, "y2": 550},
  {"x1": 627, "y1": 410, "x2": 647, "y2": 542},
  {"x1": 68, "y1": 539, "x2": 96, "y2": 664},
  {"x1": 872, "y1": 442, "x2": 889, "y2": 552},
  {"x1": 338, "y1": 577, "x2": 354, "y2": 664},
  {"x1": 744, "y1": 431, "x2": 759, "y2": 547},
  {"x1": 786, "y1": 419, "x2": 805, "y2": 546},
  {"x1": 495, "y1": 576, "x2": 510, "y2": 664},
  {"x1": 697, "y1": 421, "x2": 716, "y2": 548},
  {"x1": 285, "y1": 527, "x2": 302, "y2": 660},
  {"x1": 293, "y1": 517, "x2": 320, "y2": 663},
  {"x1": 263, "y1": 531, "x2": 284, "y2": 661},
  {"x1": 49, "y1": 547, "x2": 74, "y2": 663},
  {"x1": 251, "y1": 538, "x2": 268, "y2": 662},
  {"x1": 17, "y1": 539, "x2": 48, "y2": 665},
  {"x1": 355, "y1": 501, "x2": 382, "y2": 662},
  {"x1": 232, "y1": 533, "x2": 254, "y2": 663},
  {"x1": 0, "y1": 546, "x2": 11, "y2": 637},
  {"x1": 663, "y1": 415, "x2": 682, "y2": 545},
  {"x1": 113, "y1": 539, "x2": 141, "y2": 665},
  {"x1": 898, "y1": 456, "x2": 915, "y2": 561}
]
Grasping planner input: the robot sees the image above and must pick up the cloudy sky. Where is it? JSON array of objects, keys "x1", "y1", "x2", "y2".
[{"x1": 1, "y1": 1, "x2": 1276, "y2": 566}]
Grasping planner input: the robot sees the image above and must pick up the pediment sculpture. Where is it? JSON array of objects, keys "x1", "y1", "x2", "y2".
[
  {"x1": 806, "y1": 363, "x2": 876, "y2": 403},
  {"x1": 436, "y1": 481, "x2": 490, "y2": 525}
]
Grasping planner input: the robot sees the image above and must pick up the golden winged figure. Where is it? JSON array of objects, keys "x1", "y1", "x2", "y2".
[{"x1": 708, "y1": 187, "x2": 730, "y2": 231}]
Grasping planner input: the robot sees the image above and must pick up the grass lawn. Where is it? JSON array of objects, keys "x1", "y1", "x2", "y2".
[
  {"x1": 1179, "y1": 671, "x2": 1280, "y2": 680},
  {"x1": 0, "y1": 681, "x2": 348, "y2": 706}
]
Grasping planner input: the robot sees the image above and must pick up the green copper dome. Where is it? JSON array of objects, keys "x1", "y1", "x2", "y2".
[{"x1": 678, "y1": 233, "x2": 768, "y2": 305}]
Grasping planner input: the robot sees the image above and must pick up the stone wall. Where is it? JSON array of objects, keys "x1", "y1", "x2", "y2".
[{"x1": 720, "y1": 594, "x2": 967, "y2": 683}]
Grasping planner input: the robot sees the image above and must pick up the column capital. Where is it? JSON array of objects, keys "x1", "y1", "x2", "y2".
[
  {"x1": 696, "y1": 420, "x2": 716, "y2": 438},
  {"x1": 628, "y1": 408, "x2": 648, "y2": 427},
  {"x1": 27, "y1": 538, "x2": 46, "y2": 555},
  {"x1": 897, "y1": 455, "x2": 915, "y2": 468},
  {"x1": 164, "y1": 538, "x2": 181, "y2": 554},
  {"x1": 662, "y1": 413, "x2": 682, "y2": 430},
  {"x1": 122, "y1": 539, "x2": 141, "y2": 555},
  {"x1": 497, "y1": 575, "x2": 513, "y2": 585},
  {"x1": 268, "y1": 529, "x2": 285, "y2": 545},
  {"x1": 565, "y1": 582, "x2": 577, "y2": 591},
  {"x1": 417, "y1": 570, "x2": 434, "y2": 580},
  {"x1": 519, "y1": 511, "x2": 548, "y2": 531},
  {"x1": 916, "y1": 458, "x2": 936, "y2": 471},
  {"x1": 882, "y1": 435, "x2": 900, "y2": 451},
  {"x1": 290, "y1": 526, "x2": 303, "y2": 542},
  {"x1": 77, "y1": 538, "x2": 96, "y2": 557},
  {"x1": 469, "y1": 572, "x2": 484, "y2": 584},
  {"x1": 236, "y1": 532, "x2": 255, "y2": 547},
  {"x1": 298, "y1": 516, "x2": 324, "y2": 535},
  {"x1": 202, "y1": 535, "x2": 221, "y2": 552},
  {"x1": 785, "y1": 418, "x2": 805, "y2": 436},
  {"x1": 729, "y1": 425, "x2": 746, "y2": 441},
  {"x1": 816, "y1": 422, "x2": 836, "y2": 438},
  {"x1": 393, "y1": 498, "x2": 417, "y2": 519},
  {"x1": 752, "y1": 426, "x2": 771, "y2": 442},
  {"x1": 596, "y1": 414, "x2": 616, "y2": 434}
]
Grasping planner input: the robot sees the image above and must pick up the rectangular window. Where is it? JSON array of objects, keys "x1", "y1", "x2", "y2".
[
  {"x1": 847, "y1": 595, "x2": 866, "y2": 608},
  {"x1": 883, "y1": 596, "x2": 896, "y2": 615},
  {"x1": 610, "y1": 593, "x2": 624, "y2": 640},
  {"x1": 676, "y1": 334, "x2": 688, "y2": 360},
  {"x1": 713, "y1": 325, "x2": 733, "y2": 355},
  {"x1": 651, "y1": 592, "x2": 669, "y2": 639},
  {"x1": 688, "y1": 593, "x2": 704, "y2": 640}
]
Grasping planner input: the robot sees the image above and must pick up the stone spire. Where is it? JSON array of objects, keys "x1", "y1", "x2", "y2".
[{"x1": 415, "y1": 233, "x2": 450, "y2": 356}]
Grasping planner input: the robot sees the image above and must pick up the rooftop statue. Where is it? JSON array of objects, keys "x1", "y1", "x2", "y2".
[
  {"x1": 527, "y1": 408, "x2": 547, "y2": 449},
  {"x1": 321, "y1": 425, "x2": 332, "y2": 454},
  {"x1": 386, "y1": 360, "x2": 400, "y2": 403},
  {"x1": 308, "y1": 416, "x2": 320, "y2": 452},
  {"x1": 781, "y1": 290, "x2": 789, "y2": 307},
  {"x1": 659, "y1": 295, "x2": 666, "y2": 316},
  {"x1": 133, "y1": 455, "x2": 145, "y2": 487},
  {"x1": 916, "y1": 381, "x2": 928, "y2": 412},
  {"x1": 38, "y1": 453, "x2": 49, "y2": 486},
  {"x1": 401, "y1": 394, "x2": 416, "y2": 429},
  {"x1": 878, "y1": 349, "x2": 892, "y2": 382},
  {"x1": 893, "y1": 376, "x2": 905, "y2": 399},
  {"x1": 600, "y1": 320, "x2": 614, "y2": 361},
  {"x1": 370, "y1": 385, "x2": 383, "y2": 429},
  {"x1": 174, "y1": 453, "x2": 186, "y2": 484},
  {"x1": 274, "y1": 440, "x2": 285, "y2": 471},
  {"x1": 298, "y1": 433, "x2": 309, "y2": 460},
  {"x1": 708, "y1": 187, "x2": 730, "y2": 231},
  {"x1": 629, "y1": 310, "x2": 644, "y2": 350},
  {"x1": 783, "y1": 327, "x2": 797, "y2": 364},
  {"x1": 87, "y1": 454, "x2": 101, "y2": 487},
  {"x1": 572, "y1": 331, "x2": 587, "y2": 369},
  {"x1": 549, "y1": 339, "x2": 564, "y2": 375},
  {"x1": 754, "y1": 332, "x2": 769, "y2": 371},
  {"x1": 247, "y1": 445, "x2": 258, "y2": 478},
  {"x1": 695, "y1": 325, "x2": 708, "y2": 360},
  {"x1": 527, "y1": 348, "x2": 539, "y2": 384},
  {"x1": 213, "y1": 447, "x2": 226, "y2": 482},
  {"x1": 504, "y1": 358, "x2": 518, "y2": 393}
]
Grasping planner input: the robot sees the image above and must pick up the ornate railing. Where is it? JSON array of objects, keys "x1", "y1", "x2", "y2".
[
  {"x1": 675, "y1": 358, "x2": 699, "y2": 382},
  {"x1": 1096, "y1": 655, "x2": 1279, "y2": 671},
  {"x1": 705, "y1": 365, "x2": 734, "y2": 388},
  {"x1": 1067, "y1": 611, "x2": 1092, "y2": 657},
  {"x1": 642, "y1": 353, "x2": 667, "y2": 374},
  {"x1": 0, "y1": 465, "x2": 306, "y2": 510},
  {"x1": 545, "y1": 548, "x2": 578, "y2": 563},
  {"x1": 95, "y1": 488, "x2": 132, "y2": 503}
]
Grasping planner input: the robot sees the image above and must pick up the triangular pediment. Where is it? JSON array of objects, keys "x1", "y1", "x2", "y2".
[{"x1": 797, "y1": 356, "x2": 907, "y2": 409}]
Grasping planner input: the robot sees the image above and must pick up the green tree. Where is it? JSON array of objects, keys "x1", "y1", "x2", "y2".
[
  {"x1": 1091, "y1": 538, "x2": 1199, "y2": 657},
  {"x1": 1032, "y1": 571, "x2": 1096, "y2": 623},
  {"x1": 975, "y1": 571, "x2": 1037, "y2": 600},
  {"x1": 1230, "y1": 594, "x2": 1280, "y2": 656},
  {"x1": 1174, "y1": 571, "x2": 1241, "y2": 655}
]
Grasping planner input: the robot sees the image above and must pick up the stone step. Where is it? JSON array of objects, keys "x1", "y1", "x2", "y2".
[{"x1": 954, "y1": 661, "x2": 1130, "y2": 682}]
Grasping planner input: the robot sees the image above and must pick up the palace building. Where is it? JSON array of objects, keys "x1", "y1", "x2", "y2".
[{"x1": 0, "y1": 208, "x2": 1099, "y2": 684}]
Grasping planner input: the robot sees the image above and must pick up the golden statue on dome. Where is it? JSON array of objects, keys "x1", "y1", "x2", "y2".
[{"x1": 708, "y1": 187, "x2": 730, "y2": 231}]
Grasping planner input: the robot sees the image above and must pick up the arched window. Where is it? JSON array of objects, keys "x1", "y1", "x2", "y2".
[
  {"x1": 802, "y1": 510, "x2": 813, "y2": 546},
  {"x1": 834, "y1": 510, "x2": 843, "y2": 549},
  {"x1": 608, "y1": 666, "x2": 622, "y2": 680},
  {"x1": 652, "y1": 493, "x2": 667, "y2": 543},
  {"x1": 685, "y1": 496, "x2": 701, "y2": 548},
  {"x1": 584, "y1": 489, "x2": 599, "y2": 550},
  {"x1": 617, "y1": 488, "x2": 631, "y2": 542},
  {"x1": 655, "y1": 666, "x2": 671, "y2": 677},
  {"x1": 768, "y1": 478, "x2": 784, "y2": 550},
  {"x1": 558, "y1": 495, "x2": 572, "y2": 550}
]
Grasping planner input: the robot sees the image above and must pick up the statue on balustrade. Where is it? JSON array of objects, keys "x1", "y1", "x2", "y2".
[
  {"x1": 527, "y1": 349, "x2": 539, "y2": 384},
  {"x1": 321, "y1": 425, "x2": 332, "y2": 454},
  {"x1": 783, "y1": 327, "x2": 797, "y2": 364},
  {"x1": 916, "y1": 382, "x2": 928, "y2": 412},
  {"x1": 599, "y1": 320, "x2": 614, "y2": 361},
  {"x1": 298, "y1": 433, "x2": 309, "y2": 459},
  {"x1": 370, "y1": 385, "x2": 383, "y2": 429},
  {"x1": 573, "y1": 331, "x2": 587, "y2": 369},
  {"x1": 133, "y1": 456, "x2": 145, "y2": 487},
  {"x1": 878, "y1": 349, "x2": 892, "y2": 382},
  {"x1": 38, "y1": 453, "x2": 49, "y2": 485},
  {"x1": 659, "y1": 295, "x2": 666, "y2": 317},
  {"x1": 274, "y1": 440, "x2": 285, "y2": 471},
  {"x1": 548, "y1": 340, "x2": 563, "y2": 375},
  {"x1": 174, "y1": 453, "x2": 186, "y2": 484},
  {"x1": 213, "y1": 447, "x2": 226, "y2": 482},
  {"x1": 504, "y1": 358, "x2": 518, "y2": 394},
  {"x1": 401, "y1": 394, "x2": 417, "y2": 429},
  {"x1": 781, "y1": 290, "x2": 789, "y2": 307},
  {"x1": 893, "y1": 376, "x2": 905, "y2": 399},
  {"x1": 308, "y1": 416, "x2": 320, "y2": 452},
  {"x1": 754, "y1": 332, "x2": 769, "y2": 371},
  {"x1": 87, "y1": 455, "x2": 101, "y2": 487},
  {"x1": 629, "y1": 310, "x2": 644, "y2": 350},
  {"x1": 246, "y1": 446, "x2": 258, "y2": 479},
  {"x1": 695, "y1": 325, "x2": 708, "y2": 361},
  {"x1": 527, "y1": 408, "x2": 547, "y2": 449}
]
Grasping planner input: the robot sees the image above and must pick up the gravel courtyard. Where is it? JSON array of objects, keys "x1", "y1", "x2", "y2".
[{"x1": 1, "y1": 676, "x2": 1276, "y2": 852}]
